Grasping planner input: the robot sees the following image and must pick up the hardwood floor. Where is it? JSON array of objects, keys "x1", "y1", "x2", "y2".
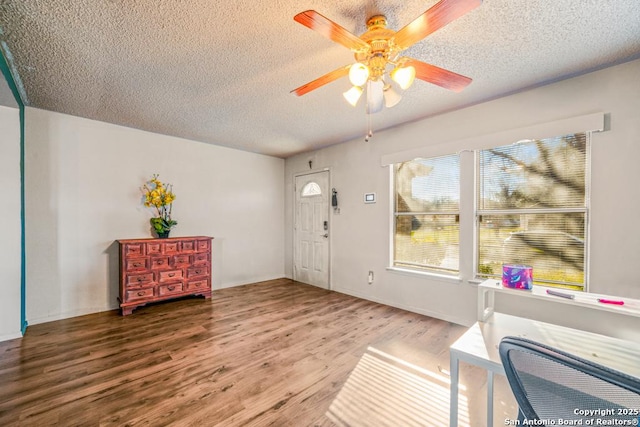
[{"x1": 0, "y1": 279, "x2": 516, "y2": 426}]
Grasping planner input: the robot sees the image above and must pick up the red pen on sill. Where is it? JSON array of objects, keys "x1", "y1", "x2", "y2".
[{"x1": 597, "y1": 298, "x2": 624, "y2": 306}]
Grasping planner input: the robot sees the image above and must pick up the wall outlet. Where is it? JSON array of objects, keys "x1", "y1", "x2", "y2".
[{"x1": 368, "y1": 270, "x2": 374, "y2": 284}]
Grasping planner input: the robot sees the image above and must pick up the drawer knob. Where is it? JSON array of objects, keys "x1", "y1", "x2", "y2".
[
  {"x1": 133, "y1": 263, "x2": 141, "y2": 267},
  {"x1": 137, "y1": 277, "x2": 143, "y2": 281},
  {"x1": 168, "y1": 273, "x2": 175, "y2": 277},
  {"x1": 137, "y1": 291, "x2": 145, "y2": 296},
  {"x1": 168, "y1": 286, "x2": 175, "y2": 291}
]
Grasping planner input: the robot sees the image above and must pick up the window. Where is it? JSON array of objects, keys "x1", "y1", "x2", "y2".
[
  {"x1": 301, "y1": 182, "x2": 322, "y2": 197},
  {"x1": 477, "y1": 133, "x2": 588, "y2": 289},
  {"x1": 393, "y1": 155, "x2": 460, "y2": 274}
]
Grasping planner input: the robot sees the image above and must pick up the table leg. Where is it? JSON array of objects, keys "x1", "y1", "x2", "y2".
[
  {"x1": 478, "y1": 287, "x2": 495, "y2": 321},
  {"x1": 487, "y1": 370, "x2": 494, "y2": 427},
  {"x1": 450, "y1": 351, "x2": 459, "y2": 427}
]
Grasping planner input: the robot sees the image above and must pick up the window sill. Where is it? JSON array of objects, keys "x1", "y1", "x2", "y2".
[
  {"x1": 478, "y1": 279, "x2": 640, "y2": 319},
  {"x1": 386, "y1": 267, "x2": 462, "y2": 284}
]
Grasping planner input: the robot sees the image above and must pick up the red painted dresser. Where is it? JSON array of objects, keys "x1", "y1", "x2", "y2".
[{"x1": 118, "y1": 236, "x2": 213, "y2": 315}]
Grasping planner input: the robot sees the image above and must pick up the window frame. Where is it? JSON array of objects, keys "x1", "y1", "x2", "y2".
[
  {"x1": 388, "y1": 129, "x2": 594, "y2": 292},
  {"x1": 391, "y1": 155, "x2": 461, "y2": 276},
  {"x1": 474, "y1": 133, "x2": 591, "y2": 290},
  {"x1": 301, "y1": 181, "x2": 322, "y2": 197}
]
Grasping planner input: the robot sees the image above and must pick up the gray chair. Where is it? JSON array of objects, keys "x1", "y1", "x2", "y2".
[{"x1": 499, "y1": 336, "x2": 640, "y2": 423}]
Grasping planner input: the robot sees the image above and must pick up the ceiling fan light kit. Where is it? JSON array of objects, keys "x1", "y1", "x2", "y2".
[{"x1": 291, "y1": 0, "x2": 482, "y2": 115}]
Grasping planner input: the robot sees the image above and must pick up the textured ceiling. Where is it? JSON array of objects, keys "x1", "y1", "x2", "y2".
[{"x1": 0, "y1": 0, "x2": 639, "y2": 158}]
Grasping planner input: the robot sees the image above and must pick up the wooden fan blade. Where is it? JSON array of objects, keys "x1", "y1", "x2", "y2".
[
  {"x1": 391, "y1": 0, "x2": 482, "y2": 50},
  {"x1": 294, "y1": 10, "x2": 370, "y2": 52},
  {"x1": 404, "y1": 58, "x2": 472, "y2": 92},
  {"x1": 291, "y1": 65, "x2": 351, "y2": 97}
]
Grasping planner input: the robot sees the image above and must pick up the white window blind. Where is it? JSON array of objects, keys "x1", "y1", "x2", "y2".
[
  {"x1": 477, "y1": 133, "x2": 588, "y2": 289},
  {"x1": 393, "y1": 155, "x2": 460, "y2": 274}
]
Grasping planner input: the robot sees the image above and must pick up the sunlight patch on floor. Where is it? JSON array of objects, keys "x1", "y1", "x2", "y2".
[{"x1": 326, "y1": 346, "x2": 470, "y2": 427}]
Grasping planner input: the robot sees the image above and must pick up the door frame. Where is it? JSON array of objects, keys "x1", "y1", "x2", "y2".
[{"x1": 293, "y1": 168, "x2": 332, "y2": 290}]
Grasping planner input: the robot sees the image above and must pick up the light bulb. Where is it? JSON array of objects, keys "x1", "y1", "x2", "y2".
[
  {"x1": 349, "y1": 63, "x2": 370, "y2": 87},
  {"x1": 343, "y1": 86, "x2": 363, "y2": 107},
  {"x1": 391, "y1": 65, "x2": 416, "y2": 90}
]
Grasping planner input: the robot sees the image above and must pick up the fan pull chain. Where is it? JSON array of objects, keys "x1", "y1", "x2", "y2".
[{"x1": 365, "y1": 112, "x2": 373, "y2": 142}]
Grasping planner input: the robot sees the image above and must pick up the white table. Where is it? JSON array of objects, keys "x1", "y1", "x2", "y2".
[{"x1": 449, "y1": 312, "x2": 640, "y2": 427}]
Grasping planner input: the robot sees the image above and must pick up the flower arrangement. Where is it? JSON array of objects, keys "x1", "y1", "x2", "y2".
[{"x1": 142, "y1": 174, "x2": 177, "y2": 237}]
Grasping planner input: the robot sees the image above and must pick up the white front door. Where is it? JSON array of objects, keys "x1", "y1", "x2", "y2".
[{"x1": 294, "y1": 171, "x2": 330, "y2": 289}]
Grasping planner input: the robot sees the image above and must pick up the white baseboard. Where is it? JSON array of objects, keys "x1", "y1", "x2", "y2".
[
  {"x1": 332, "y1": 286, "x2": 473, "y2": 327},
  {"x1": 28, "y1": 304, "x2": 118, "y2": 326},
  {"x1": 0, "y1": 331, "x2": 24, "y2": 342},
  {"x1": 213, "y1": 274, "x2": 287, "y2": 290}
]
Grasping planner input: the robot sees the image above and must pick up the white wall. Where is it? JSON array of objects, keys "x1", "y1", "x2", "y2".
[
  {"x1": 0, "y1": 105, "x2": 22, "y2": 340},
  {"x1": 285, "y1": 59, "x2": 640, "y2": 335},
  {"x1": 25, "y1": 108, "x2": 285, "y2": 324}
]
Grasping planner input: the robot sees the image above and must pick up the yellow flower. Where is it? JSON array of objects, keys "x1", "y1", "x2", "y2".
[{"x1": 141, "y1": 175, "x2": 176, "y2": 232}]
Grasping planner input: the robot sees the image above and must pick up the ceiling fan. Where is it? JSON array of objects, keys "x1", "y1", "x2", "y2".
[{"x1": 291, "y1": 0, "x2": 481, "y2": 114}]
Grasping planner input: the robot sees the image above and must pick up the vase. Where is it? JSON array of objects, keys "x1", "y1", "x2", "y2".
[{"x1": 157, "y1": 231, "x2": 170, "y2": 239}]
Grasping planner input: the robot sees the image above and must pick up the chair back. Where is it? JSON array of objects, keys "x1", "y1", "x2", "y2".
[{"x1": 499, "y1": 336, "x2": 640, "y2": 422}]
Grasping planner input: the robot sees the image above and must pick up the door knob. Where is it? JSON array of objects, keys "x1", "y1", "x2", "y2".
[{"x1": 322, "y1": 233, "x2": 328, "y2": 238}]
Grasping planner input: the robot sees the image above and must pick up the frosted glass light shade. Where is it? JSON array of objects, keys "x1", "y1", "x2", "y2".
[
  {"x1": 343, "y1": 86, "x2": 363, "y2": 106},
  {"x1": 383, "y1": 85, "x2": 402, "y2": 108},
  {"x1": 391, "y1": 65, "x2": 416, "y2": 90},
  {"x1": 349, "y1": 63, "x2": 370, "y2": 87}
]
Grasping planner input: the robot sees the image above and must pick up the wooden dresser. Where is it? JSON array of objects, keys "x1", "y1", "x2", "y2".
[{"x1": 118, "y1": 236, "x2": 213, "y2": 315}]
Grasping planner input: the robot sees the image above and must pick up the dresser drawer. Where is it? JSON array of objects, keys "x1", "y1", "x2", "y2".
[
  {"x1": 193, "y1": 252, "x2": 210, "y2": 265},
  {"x1": 146, "y1": 242, "x2": 162, "y2": 255},
  {"x1": 150, "y1": 256, "x2": 170, "y2": 269},
  {"x1": 159, "y1": 283, "x2": 184, "y2": 296},
  {"x1": 187, "y1": 265, "x2": 208, "y2": 278},
  {"x1": 162, "y1": 241, "x2": 180, "y2": 254},
  {"x1": 126, "y1": 287, "x2": 155, "y2": 301},
  {"x1": 186, "y1": 279, "x2": 209, "y2": 292},
  {"x1": 196, "y1": 239, "x2": 210, "y2": 251},
  {"x1": 125, "y1": 258, "x2": 149, "y2": 271},
  {"x1": 172, "y1": 254, "x2": 190, "y2": 267},
  {"x1": 181, "y1": 240, "x2": 196, "y2": 252},
  {"x1": 158, "y1": 269, "x2": 183, "y2": 283},
  {"x1": 126, "y1": 273, "x2": 154, "y2": 286},
  {"x1": 123, "y1": 243, "x2": 145, "y2": 257}
]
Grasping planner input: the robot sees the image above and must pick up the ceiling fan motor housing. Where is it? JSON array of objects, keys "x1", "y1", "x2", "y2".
[{"x1": 356, "y1": 15, "x2": 399, "y2": 80}]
